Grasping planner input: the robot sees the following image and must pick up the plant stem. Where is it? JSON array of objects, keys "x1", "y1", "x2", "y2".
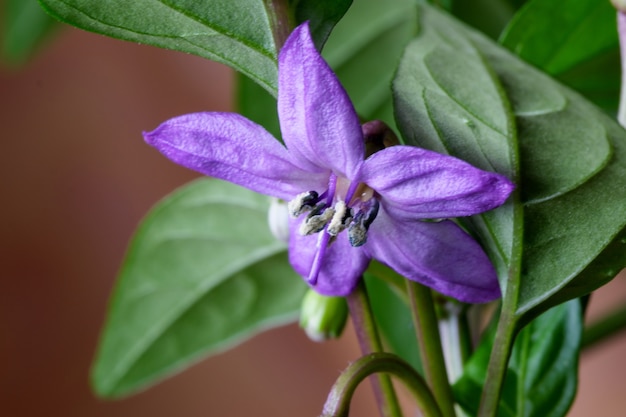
[
  {"x1": 263, "y1": 0, "x2": 294, "y2": 50},
  {"x1": 615, "y1": 10, "x2": 626, "y2": 127},
  {"x1": 583, "y1": 301, "x2": 626, "y2": 349},
  {"x1": 406, "y1": 281, "x2": 457, "y2": 417},
  {"x1": 346, "y1": 281, "x2": 402, "y2": 417},
  {"x1": 322, "y1": 353, "x2": 443, "y2": 417}
]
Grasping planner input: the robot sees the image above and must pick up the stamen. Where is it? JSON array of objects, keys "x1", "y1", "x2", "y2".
[
  {"x1": 348, "y1": 200, "x2": 380, "y2": 247},
  {"x1": 326, "y1": 173, "x2": 338, "y2": 205},
  {"x1": 299, "y1": 205, "x2": 335, "y2": 235},
  {"x1": 288, "y1": 190, "x2": 319, "y2": 217},
  {"x1": 327, "y1": 200, "x2": 353, "y2": 236}
]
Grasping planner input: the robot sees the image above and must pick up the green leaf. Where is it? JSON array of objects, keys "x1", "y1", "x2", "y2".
[
  {"x1": 393, "y1": 5, "x2": 626, "y2": 321},
  {"x1": 37, "y1": 0, "x2": 352, "y2": 95},
  {"x1": 3, "y1": 0, "x2": 58, "y2": 65},
  {"x1": 392, "y1": 4, "x2": 518, "y2": 287},
  {"x1": 292, "y1": 0, "x2": 353, "y2": 49},
  {"x1": 471, "y1": 29, "x2": 626, "y2": 320},
  {"x1": 500, "y1": 0, "x2": 620, "y2": 111},
  {"x1": 453, "y1": 299, "x2": 583, "y2": 417},
  {"x1": 450, "y1": 0, "x2": 518, "y2": 39},
  {"x1": 91, "y1": 179, "x2": 305, "y2": 397},
  {"x1": 237, "y1": 72, "x2": 281, "y2": 140}
]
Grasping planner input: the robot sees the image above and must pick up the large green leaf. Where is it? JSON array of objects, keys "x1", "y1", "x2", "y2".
[
  {"x1": 453, "y1": 299, "x2": 582, "y2": 417},
  {"x1": 471, "y1": 29, "x2": 626, "y2": 320},
  {"x1": 392, "y1": 4, "x2": 518, "y2": 288},
  {"x1": 500, "y1": 0, "x2": 620, "y2": 110},
  {"x1": 393, "y1": 5, "x2": 626, "y2": 321},
  {"x1": 3, "y1": 0, "x2": 58, "y2": 65},
  {"x1": 37, "y1": 0, "x2": 351, "y2": 95},
  {"x1": 91, "y1": 179, "x2": 305, "y2": 397}
]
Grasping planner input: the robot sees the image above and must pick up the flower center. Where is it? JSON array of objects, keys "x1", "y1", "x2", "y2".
[{"x1": 287, "y1": 173, "x2": 380, "y2": 285}]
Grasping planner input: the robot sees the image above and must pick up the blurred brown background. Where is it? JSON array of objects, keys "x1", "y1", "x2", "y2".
[{"x1": 1, "y1": 25, "x2": 625, "y2": 417}]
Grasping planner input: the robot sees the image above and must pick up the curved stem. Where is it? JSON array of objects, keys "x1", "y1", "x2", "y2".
[
  {"x1": 406, "y1": 281, "x2": 457, "y2": 417},
  {"x1": 346, "y1": 281, "x2": 402, "y2": 417},
  {"x1": 321, "y1": 353, "x2": 443, "y2": 417}
]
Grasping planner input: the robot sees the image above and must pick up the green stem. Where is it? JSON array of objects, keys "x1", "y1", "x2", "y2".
[
  {"x1": 346, "y1": 281, "x2": 402, "y2": 417},
  {"x1": 322, "y1": 353, "x2": 443, "y2": 417},
  {"x1": 406, "y1": 281, "x2": 457, "y2": 417},
  {"x1": 477, "y1": 200, "x2": 524, "y2": 417},
  {"x1": 582, "y1": 301, "x2": 626, "y2": 349}
]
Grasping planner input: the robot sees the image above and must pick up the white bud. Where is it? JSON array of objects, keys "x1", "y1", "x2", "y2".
[{"x1": 267, "y1": 198, "x2": 290, "y2": 242}]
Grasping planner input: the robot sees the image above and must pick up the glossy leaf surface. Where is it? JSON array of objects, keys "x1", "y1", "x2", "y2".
[
  {"x1": 92, "y1": 179, "x2": 305, "y2": 397},
  {"x1": 393, "y1": 5, "x2": 626, "y2": 320}
]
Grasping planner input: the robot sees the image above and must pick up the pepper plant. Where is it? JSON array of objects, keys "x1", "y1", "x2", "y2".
[{"x1": 20, "y1": 0, "x2": 626, "y2": 416}]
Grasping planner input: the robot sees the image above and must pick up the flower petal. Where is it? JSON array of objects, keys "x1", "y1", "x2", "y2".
[
  {"x1": 365, "y1": 213, "x2": 501, "y2": 303},
  {"x1": 144, "y1": 112, "x2": 327, "y2": 200},
  {"x1": 278, "y1": 22, "x2": 365, "y2": 177},
  {"x1": 289, "y1": 219, "x2": 370, "y2": 296},
  {"x1": 359, "y1": 146, "x2": 514, "y2": 219}
]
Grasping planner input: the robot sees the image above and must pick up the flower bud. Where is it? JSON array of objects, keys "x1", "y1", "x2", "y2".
[
  {"x1": 362, "y1": 120, "x2": 400, "y2": 157},
  {"x1": 267, "y1": 198, "x2": 290, "y2": 242},
  {"x1": 299, "y1": 290, "x2": 348, "y2": 342}
]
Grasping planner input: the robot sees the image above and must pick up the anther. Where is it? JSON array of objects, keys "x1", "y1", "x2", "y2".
[
  {"x1": 348, "y1": 200, "x2": 379, "y2": 247},
  {"x1": 300, "y1": 204, "x2": 335, "y2": 235},
  {"x1": 327, "y1": 201, "x2": 353, "y2": 236},
  {"x1": 288, "y1": 191, "x2": 319, "y2": 217}
]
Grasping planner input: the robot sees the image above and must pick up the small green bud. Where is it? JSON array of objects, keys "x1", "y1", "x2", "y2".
[{"x1": 299, "y1": 290, "x2": 348, "y2": 342}]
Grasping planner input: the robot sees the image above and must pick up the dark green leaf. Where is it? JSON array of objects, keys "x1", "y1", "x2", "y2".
[
  {"x1": 500, "y1": 0, "x2": 620, "y2": 111},
  {"x1": 471, "y1": 30, "x2": 626, "y2": 320},
  {"x1": 450, "y1": 0, "x2": 517, "y2": 39},
  {"x1": 91, "y1": 179, "x2": 305, "y2": 397},
  {"x1": 3, "y1": 0, "x2": 58, "y2": 64},
  {"x1": 237, "y1": 72, "x2": 281, "y2": 140},
  {"x1": 392, "y1": 4, "x2": 518, "y2": 286},
  {"x1": 393, "y1": 5, "x2": 626, "y2": 321},
  {"x1": 454, "y1": 299, "x2": 583, "y2": 417},
  {"x1": 292, "y1": 0, "x2": 353, "y2": 49}
]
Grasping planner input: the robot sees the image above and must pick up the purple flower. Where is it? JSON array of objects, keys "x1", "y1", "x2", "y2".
[{"x1": 144, "y1": 22, "x2": 514, "y2": 303}]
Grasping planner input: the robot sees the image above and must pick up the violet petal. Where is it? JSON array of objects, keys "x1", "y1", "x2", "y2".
[
  {"x1": 288, "y1": 219, "x2": 370, "y2": 296},
  {"x1": 359, "y1": 145, "x2": 514, "y2": 219},
  {"x1": 144, "y1": 112, "x2": 327, "y2": 200},
  {"x1": 278, "y1": 22, "x2": 365, "y2": 178},
  {"x1": 365, "y1": 213, "x2": 501, "y2": 303}
]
